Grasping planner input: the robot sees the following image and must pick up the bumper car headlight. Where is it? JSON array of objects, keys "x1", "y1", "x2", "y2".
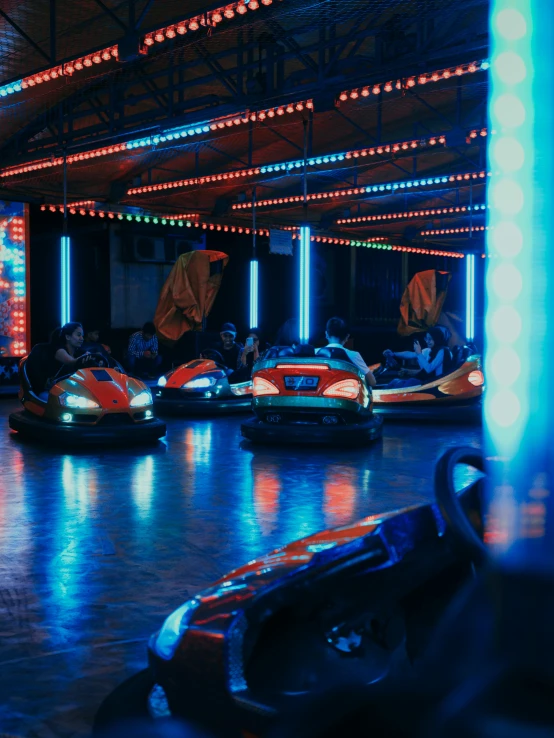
[
  {"x1": 59, "y1": 392, "x2": 100, "y2": 409},
  {"x1": 182, "y1": 377, "x2": 216, "y2": 389},
  {"x1": 154, "y1": 598, "x2": 201, "y2": 660},
  {"x1": 157, "y1": 375, "x2": 167, "y2": 387},
  {"x1": 130, "y1": 390, "x2": 153, "y2": 407},
  {"x1": 230, "y1": 381, "x2": 253, "y2": 396}
]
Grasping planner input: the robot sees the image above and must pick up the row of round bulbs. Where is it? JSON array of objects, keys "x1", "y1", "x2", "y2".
[
  {"x1": 338, "y1": 61, "x2": 489, "y2": 101},
  {"x1": 22, "y1": 47, "x2": 118, "y2": 88},
  {"x1": 337, "y1": 204, "x2": 488, "y2": 225},
  {"x1": 126, "y1": 133, "x2": 446, "y2": 195},
  {"x1": 144, "y1": 0, "x2": 272, "y2": 46}
]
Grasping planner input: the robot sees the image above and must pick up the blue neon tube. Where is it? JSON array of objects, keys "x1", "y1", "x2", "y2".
[
  {"x1": 466, "y1": 254, "x2": 475, "y2": 342},
  {"x1": 299, "y1": 226, "x2": 311, "y2": 343},
  {"x1": 249, "y1": 259, "x2": 259, "y2": 329},
  {"x1": 61, "y1": 236, "x2": 71, "y2": 325}
]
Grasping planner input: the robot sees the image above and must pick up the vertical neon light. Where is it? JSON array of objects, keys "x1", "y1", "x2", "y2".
[
  {"x1": 299, "y1": 226, "x2": 311, "y2": 343},
  {"x1": 249, "y1": 259, "x2": 259, "y2": 329},
  {"x1": 466, "y1": 254, "x2": 475, "y2": 342},
  {"x1": 61, "y1": 236, "x2": 71, "y2": 325},
  {"x1": 487, "y1": 0, "x2": 554, "y2": 567}
]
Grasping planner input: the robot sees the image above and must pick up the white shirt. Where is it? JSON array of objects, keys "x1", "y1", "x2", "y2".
[
  {"x1": 316, "y1": 342, "x2": 370, "y2": 374},
  {"x1": 417, "y1": 347, "x2": 444, "y2": 377}
]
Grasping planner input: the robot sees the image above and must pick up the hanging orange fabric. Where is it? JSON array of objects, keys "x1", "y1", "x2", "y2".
[
  {"x1": 397, "y1": 269, "x2": 451, "y2": 336},
  {"x1": 154, "y1": 250, "x2": 229, "y2": 344}
]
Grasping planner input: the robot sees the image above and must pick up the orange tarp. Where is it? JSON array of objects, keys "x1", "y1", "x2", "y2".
[
  {"x1": 397, "y1": 269, "x2": 451, "y2": 336},
  {"x1": 154, "y1": 250, "x2": 229, "y2": 344}
]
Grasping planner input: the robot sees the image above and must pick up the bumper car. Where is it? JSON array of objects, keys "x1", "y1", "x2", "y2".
[
  {"x1": 8, "y1": 344, "x2": 166, "y2": 445},
  {"x1": 94, "y1": 448, "x2": 485, "y2": 737},
  {"x1": 371, "y1": 347, "x2": 484, "y2": 422},
  {"x1": 154, "y1": 349, "x2": 252, "y2": 415},
  {"x1": 241, "y1": 346, "x2": 383, "y2": 445}
]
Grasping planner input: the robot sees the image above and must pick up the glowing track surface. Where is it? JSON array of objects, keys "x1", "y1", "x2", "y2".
[{"x1": 0, "y1": 399, "x2": 480, "y2": 736}]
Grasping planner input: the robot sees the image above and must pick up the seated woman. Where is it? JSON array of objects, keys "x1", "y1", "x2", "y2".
[
  {"x1": 229, "y1": 329, "x2": 265, "y2": 383},
  {"x1": 382, "y1": 328, "x2": 449, "y2": 388},
  {"x1": 43, "y1": 322, "x2": 90, "y2": 390}
]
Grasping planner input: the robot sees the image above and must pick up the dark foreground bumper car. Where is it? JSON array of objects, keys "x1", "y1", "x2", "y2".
[
  {"x1": 154, "y1": 350, "x2": 252, "y2": 415},
  {"x1": 95, "y1": 448, "x2": 484, "y2": 737},
  {"x1": 9, "y1": 345, "x2": 166, "y2": 445},
  {"x1": 371, "y1": 349, "x2": 484, "y2": 423},
  {"x1": 241, "y1": 346, "x2": 382, "y2": 445}
]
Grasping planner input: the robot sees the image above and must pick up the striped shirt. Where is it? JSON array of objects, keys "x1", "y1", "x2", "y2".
[{"x1": 128, "y1": 331, "x2": 158, "y2": 358}]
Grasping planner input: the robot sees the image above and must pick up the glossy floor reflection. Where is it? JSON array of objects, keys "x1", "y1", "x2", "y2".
[{"x1": 0, "y1": 398, "x2": 481, "y2": 737}]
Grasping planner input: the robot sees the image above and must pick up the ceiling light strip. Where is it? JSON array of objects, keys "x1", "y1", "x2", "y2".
[
  {"x1": 339, "y1": 59, "x2": 490, "y2": 101},
  {"x1": 0, "y1": 99, "x2": 313, "y2": 179},
  {"x1": 420, "y1": 225, "x2": 490, "y2": 235},
  {"x1": 1, "y1": 1, "x2": 279, "y2": 100},
  {"x1": 337, "y1": 203, "x2": 488, "y2": 225},
  {"x1": 290, "y1": 232, "x2": 464, "y2": 258},
  {"x1": 233, "y1": 170, "x2": 491, "y2": 210}
]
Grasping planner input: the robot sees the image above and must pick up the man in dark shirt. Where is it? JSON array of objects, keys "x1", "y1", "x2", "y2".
[{"x1": 217, "y1": 323, "x2": 243, "y2": 371}]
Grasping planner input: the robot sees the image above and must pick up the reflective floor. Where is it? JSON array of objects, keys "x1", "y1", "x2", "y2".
[{"x1": 0, "y1": 398, "x2": 481, "y2": 737}]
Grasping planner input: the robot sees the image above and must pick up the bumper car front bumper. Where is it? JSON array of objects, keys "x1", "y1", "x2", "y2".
[
  {"x1": 8, "y1": 410, "x2": 166, "y2": 445},
  {"x1": 154, "y1": 388, "x2": 251, "y2": 415}
]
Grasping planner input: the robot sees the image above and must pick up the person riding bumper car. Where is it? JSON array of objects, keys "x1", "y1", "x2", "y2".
[
  {"x1": 371, "y1": 346, "x2": 484, "y2": 422},
  {"x1": 154, "y1": 349, "x2": 252, "y2": 415},
  {"x1": 9, "y1": 344, "x2": 166, "y2": 444},
  {"x1": 94, "y1": 449, "x2": 485, "y2": 737},
  {"x1": 241, "y1": 345, "x2": 383, "y2": 445}
]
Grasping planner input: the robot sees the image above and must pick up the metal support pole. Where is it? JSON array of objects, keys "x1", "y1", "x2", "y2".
[{"x1": 50, "y1": 0, "x2": 56, "y2": 63}]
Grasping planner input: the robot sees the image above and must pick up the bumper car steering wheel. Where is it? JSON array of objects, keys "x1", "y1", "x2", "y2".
[
  {"x1": 200, "y1": 348, "x2": 227, "y2": 368},
  {"x1": 434, "y1": 446, "x2": 487, "y2": 563},
  {"x1": 53, "y1": 352, "x2": 110, "y2": 382}
]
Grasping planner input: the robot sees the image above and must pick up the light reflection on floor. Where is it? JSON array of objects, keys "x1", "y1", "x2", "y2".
[{"x1": 0, "y1": 398, "x2": 481, "y2": 737}]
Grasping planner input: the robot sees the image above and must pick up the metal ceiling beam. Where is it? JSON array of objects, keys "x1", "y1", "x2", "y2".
[
  {"x1": 0, "y1": 9, "x2": 51, "y2": 64},
  {"x1": 92, "y1": 0, "x2": 128, "y2": 32}
]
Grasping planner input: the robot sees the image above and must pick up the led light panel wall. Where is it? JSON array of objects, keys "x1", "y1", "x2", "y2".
[
  {"x1": 486, "y1": 0, "x2": 554, "y2": 564},
  {"x1": 0, "y1": 202, "x2": 28, "y2": 357}
]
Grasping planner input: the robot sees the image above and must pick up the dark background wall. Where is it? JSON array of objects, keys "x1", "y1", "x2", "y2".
[{"x1": 28, "y1": 205, "x2": 482, "y2": 365}]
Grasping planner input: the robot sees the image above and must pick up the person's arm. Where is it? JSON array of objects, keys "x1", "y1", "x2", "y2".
[
  {"x1": 393, "y1": 350, "x2": 417, "y2": 360},
  {"x1": 350, "y1": 351, "x2": 377, "y2": 387},
  {"x1": 151, "y1": 335, "x2": 159, "y2": 355},
  {"x1": 416, "y1": 348, "x2": 444, "y2": 375},
  {"x1": 365, "y1": 369, "x2": 377, "y2": 387},
  {"x1": 54, "y1": 348, "x2": 80, "y2": 365},
  {"x1": 128, "y1": 333, "x2": 143, "y2": 358}
]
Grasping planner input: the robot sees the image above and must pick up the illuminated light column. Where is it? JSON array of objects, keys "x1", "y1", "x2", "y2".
[
  {"x1": 299, "y1": 226, "x2": 311, "y2": 343},
  {"x1": 250, "y1": 259, "x2": 259, "y2": 329},
  {"x1": 486, "y1": 0, "x2": 553, "y2": 565},
  {"x1": 61, "y1": 236, "x2": 71, "y2": 325},
  {"x1": 466, "y1": 253, "x2": 475, "y2": 342}
]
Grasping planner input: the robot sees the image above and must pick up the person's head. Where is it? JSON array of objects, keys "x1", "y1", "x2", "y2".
[
  {"x1": 85, "y1": 328, "x2": 100, "y2": 343},
  {"x1": 220, "y1": 323, "x2": 237, "y2": 348},
  {"x1": 247, "y1": 329, "x2": 260, "y2": 347},
  {"x1": 325, "y1": 317, "x2": 349, "y2": 346},
  {"x1": 142, "y1": 321, "x2": 156, "y2": 341},
  {"x1": 424, "y1": 327, "x2": 447, "y2": 359},
  {"x1": 51, "y1": 322, "x2": 84, "y2": 351}
]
